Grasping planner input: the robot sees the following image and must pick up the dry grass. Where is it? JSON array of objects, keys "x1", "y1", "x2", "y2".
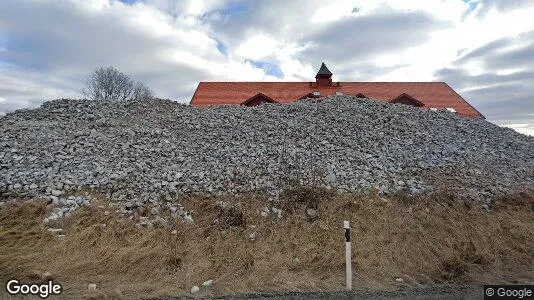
[{"x1": 0, "y1": 191, "x2": 533, "y2": 299}]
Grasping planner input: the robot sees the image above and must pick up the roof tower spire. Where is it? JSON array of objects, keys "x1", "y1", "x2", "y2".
[{"x1": 315, "y1": 62, "x2": 333, "y2": 86}]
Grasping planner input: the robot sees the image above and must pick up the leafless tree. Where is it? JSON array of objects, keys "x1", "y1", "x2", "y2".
[
  {"x1": 82, "y1": 66, "x2": 154, "y2": 101},
  {"x1": 132, "y1": 82, "x2": 154, "y2": 100}
]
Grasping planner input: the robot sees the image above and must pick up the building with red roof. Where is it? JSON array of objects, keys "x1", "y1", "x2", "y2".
[{"x1": 190, "y1": 62, "x2": 484, "y2": 118}]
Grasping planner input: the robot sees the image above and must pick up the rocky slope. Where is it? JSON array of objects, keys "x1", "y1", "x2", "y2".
[{"x1": 1, "y1": 96, "x2": 533, "y2": 213}]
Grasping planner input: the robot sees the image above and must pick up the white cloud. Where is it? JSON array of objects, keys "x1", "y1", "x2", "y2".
[
  {"x1": 495, "y1": 68, "x2": 526, "y2": 76},
  {"x1": 187, "y1": 0, "x2": 205, "y2": 15},
  {"x1": 235, "y1": 34, "x2": 278, "y2": 60},
  {"x1": 503, "y1": 124, "x2": 534, "y2": 136},
  {"x1": 310, "y1": 1, "x2": 357, "y2": 23}
]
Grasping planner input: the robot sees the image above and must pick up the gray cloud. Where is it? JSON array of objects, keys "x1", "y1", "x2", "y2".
[
  {"x1": 435, "y1": 68, "x2": 534, "y2": 89},
  {"x1": 301, "y1": 8, "x2": 450, "y2": 66},
  {"x1": 331, "y1": 62, "x2": 411, "y2": 81},
  {"x1": 0, "y1": 65, "x2": 80, "y2": 115},
  {"x1": 1, "y1": 1, "x2": 152, "y2": 71},
  {"x1": 455, "y1": 31, "x2": 534, "y2": 71},
  {"x1": 462, "y1": 84, "x2": 534, "y2": 123},
  {"x1": 435, "y1": 30, "x2": 534, "y2": 124},
  {"x1": 475, "y1": 0, "x2": 534, "y2": 17},
  {"x1": 0, "y1": 1, "x2": 224, "y2": 69},
  {"x1": 456, "y1": 38, "x2": 512, "y2": 62},
  {"x1": 201, "y1": 0, "x2": 320, "y2": 46}
]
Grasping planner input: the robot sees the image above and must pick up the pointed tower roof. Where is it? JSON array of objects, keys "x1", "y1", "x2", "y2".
[{"x1": 316, "y1": 62, "x2": 333, "y2": 77}]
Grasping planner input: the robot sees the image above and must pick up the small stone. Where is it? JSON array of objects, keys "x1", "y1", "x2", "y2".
[
  {"x1": 249, "y1": 232, "x2": 256, "y2": 241},
  {"x1": 49, "y1": 196, "x2": 59, "y2": 205},
  {"x1": 292, "y1": 257, "x2": 301, "y2": 265},
  {"x1": 151, "y1": 207, "x2": 159, "y2": 215},
  {"x1": 260, "y1": 207, "x2": 270, "y2": 217},
  {"x1": 47, "y1": 228, "x2": 63, "y2": 234},
  {"x1": 29, "y1": 183, "x2": 38, "y2": 189},
  {"x1": 171, "y1": 229, "x2": 177, "y2": 235},
  {"x1": 13, "y1": 183, "x2": 22, "y2": 189},
  {"x1": 325, "y1": 173, "x2": 336, "y2": 183},
  {"x1": 202, "y1": 280, "x2": 213, "y2": 288},
  {"x1": 51, "y1": 190, "x2": 62, "y2": 196},
  {"x1": 43, "y1": 218, "x2": 50, "y2": 225},
  {"x1": 42, "y1": 271, "x2": 53, "y2": 281},
  {"x1": 306, "y1": 208, "x2": 317, "y2": 220},
  {"x1": 183, "y1": 213, "x2": 193, "y2": 223},
  {"x1": 190, "y1": 285, "x2": 200, "y2": 294},
  {"x1": 88, "y1": 283, "x2": 97, "y2": 290},
  {"x1": 395, "y1": 277, "x2": 404, "y2": 282},
  {"x1": 104, "y1": 211, "x2": 110, "y2": 216},
  {"x1": 153, "y1": 216, "x2": 167, "y2": 227}
]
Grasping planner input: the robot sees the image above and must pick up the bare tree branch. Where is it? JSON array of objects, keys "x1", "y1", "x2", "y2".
[
  {"x1": 82, "y1": 66, "x2": 155, "y2": 101},
  {"x1": 132, "y1": 82, "x2": 154, "y2": 100}
]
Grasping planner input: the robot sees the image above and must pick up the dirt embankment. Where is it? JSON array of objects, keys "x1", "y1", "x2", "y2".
[{"x1": 1, "y1": 190, "x2": 533, "y2": 299}]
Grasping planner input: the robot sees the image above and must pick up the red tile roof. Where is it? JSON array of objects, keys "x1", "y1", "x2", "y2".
[{"x1": 190, "y1": 81, "x2": 483, "y2": 118}]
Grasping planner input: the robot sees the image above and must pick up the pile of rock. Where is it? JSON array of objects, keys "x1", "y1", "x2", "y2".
[
  {"x1": 44, "y1": 195, "x2": 91, "y2": 223},
  {"x1": 0, "y1": 96, "x2": 532, "y2": 213}
]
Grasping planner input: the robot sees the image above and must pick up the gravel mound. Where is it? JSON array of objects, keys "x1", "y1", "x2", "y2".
[{"x1": 1, "y1": 96, "x2": 533, "y2": 209}]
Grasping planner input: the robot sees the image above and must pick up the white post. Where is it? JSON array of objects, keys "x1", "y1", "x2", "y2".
[{"x1": 344, "y1": 220, "x2": 352, "y2": 291}]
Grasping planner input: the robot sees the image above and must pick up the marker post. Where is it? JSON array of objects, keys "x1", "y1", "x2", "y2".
[{"x1": 344, "y1": 220, "x2": 352, "y2": 291}]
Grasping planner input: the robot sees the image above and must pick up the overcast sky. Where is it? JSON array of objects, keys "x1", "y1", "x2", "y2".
[{"x1": 1, "y1": 0, "x2": 533, "y2": 135}]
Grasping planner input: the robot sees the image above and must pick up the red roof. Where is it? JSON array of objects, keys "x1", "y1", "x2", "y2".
[
  {"x1": 191, "y1": 81, "x2": 483, "y2": 118},
  {"x1": 190, "y1": 63, "x2": 483, "y2": 118}
]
